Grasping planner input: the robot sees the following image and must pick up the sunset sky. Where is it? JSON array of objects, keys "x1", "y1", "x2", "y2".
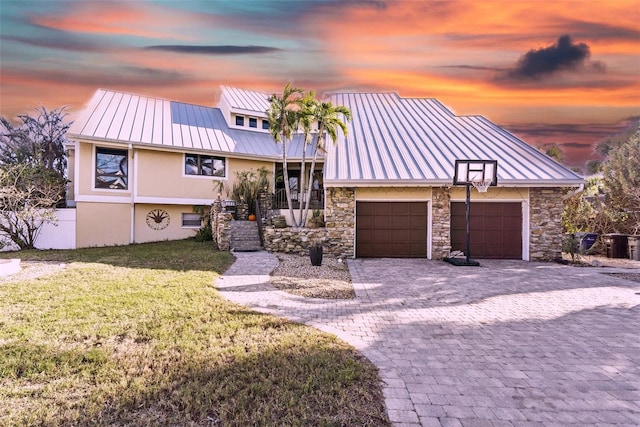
[{"x1": 1, "y1": 0, "x2": 638, "y2": 170}]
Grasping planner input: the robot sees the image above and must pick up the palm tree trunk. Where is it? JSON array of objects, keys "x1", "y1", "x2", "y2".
[
  {"x1": 281, "y1": 136, "x2": 296, "y2": 226},
  {"x1": 298, "y1": 142, "x2": 308, "y2": 227},
  {"x1": 302, "y1": 126, "x2": 324, "y2": 226}
]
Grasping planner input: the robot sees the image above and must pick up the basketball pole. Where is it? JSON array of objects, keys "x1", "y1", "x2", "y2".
[{"x1": 465, "y1": 183, "x2": 471, "y2": 264}]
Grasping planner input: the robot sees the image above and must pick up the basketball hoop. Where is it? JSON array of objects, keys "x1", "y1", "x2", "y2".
[
  {"x1": 471, "y1": 179, "x2": 492, "y2": 193},
  {"x1": 447, "y1": 159, "x2": 499, "y2": 267}
]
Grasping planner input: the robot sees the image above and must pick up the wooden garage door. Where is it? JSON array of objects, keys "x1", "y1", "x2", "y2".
[
  {"x1": 356, "y1": 202, "x2": 428, "y2": 258},
  {"x1": 451, "y1": 202, "x2": 522, "y2": 259}
]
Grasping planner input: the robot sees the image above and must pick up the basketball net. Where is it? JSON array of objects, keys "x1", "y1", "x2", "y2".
[{"x1": 471, "y1": 179, "x2": 492, "y2": 193}]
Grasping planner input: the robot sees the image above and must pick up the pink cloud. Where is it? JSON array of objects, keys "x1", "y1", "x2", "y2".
[{"x1": 30, "y1": 1, "x2": 200, "y2": 40}]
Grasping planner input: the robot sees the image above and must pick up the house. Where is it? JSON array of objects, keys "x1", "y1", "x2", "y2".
[
  {"x1": 66, "y1": 86, "x2": 582, "y2": 260},
  {"x1": 66, "y1": 87, "x2": 313, "y2": 248}
]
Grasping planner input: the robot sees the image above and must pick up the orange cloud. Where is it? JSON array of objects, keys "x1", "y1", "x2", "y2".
[{"x1": 30, "y1": 1, "x2": 200, "y2": 40}]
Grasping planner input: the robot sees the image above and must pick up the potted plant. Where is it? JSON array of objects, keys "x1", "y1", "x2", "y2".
[
  {"x1": 273, "y1": 215, "x2": 287, "y2": 228},
  {"x1": 230, "y1": 168, "x2": 270, "y2": 220},
  {"x1": 307, "y1": 209, "x2": 325, "y2": 228},
  {"x1": 309, "y1": 241, "x2": 323, "y2": 266}
]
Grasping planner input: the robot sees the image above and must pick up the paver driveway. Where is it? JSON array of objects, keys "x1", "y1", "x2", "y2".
[{"x1": 216, "y1": 252, "x2": 640, "y2": 426}]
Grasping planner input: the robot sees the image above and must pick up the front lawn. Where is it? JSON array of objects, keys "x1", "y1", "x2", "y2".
[{"x1": 0, "y1": 240, "x2": 389, "y2": 426}]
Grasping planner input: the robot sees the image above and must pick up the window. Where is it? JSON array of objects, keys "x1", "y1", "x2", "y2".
[
  {"x1": 235, "y1": 115, "x2": 244, "y2": 126},
  {"x1": 262, "y1": 119, "x2": 270, "y2": 130},
  {"x1": 249, "y1": 117, "x2": 257, "y2": 128},
  {"x1": 185, "y1": 154, "x2": 226, "y2": 177},
  {"x1": 95, "y1": 147, "x2": 128, "y2": 190},
  {"x1": 182, "y1": 213, "x2": 202, "y2": 228}
]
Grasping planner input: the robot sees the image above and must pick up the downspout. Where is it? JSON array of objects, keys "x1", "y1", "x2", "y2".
[
  {"x1": 130, "y1": 144, "x2": 135, "y2": 244},
  {"x1": 562, "y1": 183, "x2": 585, "y2": 200}
]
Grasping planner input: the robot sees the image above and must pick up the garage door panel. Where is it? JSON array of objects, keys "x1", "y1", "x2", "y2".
[
  {"x1": 356, "y1": 202, "x2": 428, "y2": 258},
  {"x1": 358, "y1": 216, "x2": 376, "y2": 228},
  {"x1": 503, "y1": 217, "x2": 521, "y2": 228},
  {"x1": 451, "y1": 202, "x2": 522, "y2": 259}
]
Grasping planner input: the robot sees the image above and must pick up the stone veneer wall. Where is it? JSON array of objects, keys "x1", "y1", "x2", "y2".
[
  {"x1": 261, "y1": 186, "x2": 565, "y2": 261},
  {"x1": 263, "y1": 227, "x2": 327, "y2": 255},
  {"x1": 324, "y1": 187, "x2": 355, "y2": 258},
  {"x1": 263, "y1": 187, "x2": 355, "y2": 258},
  {"x1": 529, "y1": 187, "x2": 565, "y2": 261},
  {"x1": 431, "y1": 187, "x2": 452, "y2": 259},
  {"x1": 214, "y1": 212, "x2": 232, "y2": 251}
]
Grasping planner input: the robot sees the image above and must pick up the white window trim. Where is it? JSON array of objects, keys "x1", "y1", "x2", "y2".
[
  {"x1": 181, "y1": 213, "x2": 203, "y2": 229},
  {"x1": 92, "y1": 145, "x2": 130, "y2": 193}
]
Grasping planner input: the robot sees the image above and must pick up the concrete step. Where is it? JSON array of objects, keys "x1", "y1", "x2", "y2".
[{"x1": 230, "y1": 220, "x2": 262, "y2": 252}]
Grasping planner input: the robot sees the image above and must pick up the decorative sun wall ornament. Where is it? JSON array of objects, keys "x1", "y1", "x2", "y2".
[{"x1": 146, "y1": 209, "x2": 170, "y2": 230}]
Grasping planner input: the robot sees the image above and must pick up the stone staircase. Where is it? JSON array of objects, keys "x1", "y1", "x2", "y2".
[{"x1": 230, "y1": 220, "x2": 262, "y2": 251}]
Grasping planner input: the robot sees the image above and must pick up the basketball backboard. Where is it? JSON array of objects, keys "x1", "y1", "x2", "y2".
[{"x1": 453, "y1": 160, "x2": 498, "y2": 186}]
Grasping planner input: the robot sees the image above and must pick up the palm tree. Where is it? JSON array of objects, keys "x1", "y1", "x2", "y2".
[
  {"x1": 300, "y1": 100, "x2": 351, "y2": 226},
  {"x1": 295, "y1": 91, "x2": 319, "y2": 226},
  {"x1": 267, "y1": 83, "x2": 303, "y2": 226}
]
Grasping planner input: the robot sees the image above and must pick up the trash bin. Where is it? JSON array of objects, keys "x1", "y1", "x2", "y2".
[
  {"x1": 578, "y1": 232, "x2": 598, "y2": 254},
  {"x1": 604, "y1": 234, "x2": 629, "y2": 258},
  {"x1": 629, "y1": 236, "x2": 640, "y2": 261}
]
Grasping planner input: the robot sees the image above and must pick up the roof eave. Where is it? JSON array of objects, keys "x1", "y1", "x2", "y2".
[
  {"x1": 67, "y1": 134, "x2": 273, "y2": 162},
  {"x1": 324, "y1": 178, "x2": 584, "y2": 188}
]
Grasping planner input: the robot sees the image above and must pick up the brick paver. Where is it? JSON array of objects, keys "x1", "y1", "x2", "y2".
[{"x1": 216, "y1": 252, "x2": 640, "y2": 426}]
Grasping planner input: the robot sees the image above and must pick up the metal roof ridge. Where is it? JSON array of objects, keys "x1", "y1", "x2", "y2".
[
  {"x1": 93, "y1": 87, "x2": 224, "y2": 112},
  {"x1": 220, "y1": 85, "x2": 270, "y2": 95}
]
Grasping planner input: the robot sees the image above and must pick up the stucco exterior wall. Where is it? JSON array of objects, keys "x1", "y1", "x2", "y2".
[
  {"x1": 77, "y1": 141, "x2": 132, "y2": 198},
  {"x1": 76, "y1": 141, "x2": 273, "y2": 201},
  {"x1": 356, "y1": 187, "x2": 433, "y2": 200},
  {"x1": 448, "y1": 187, "x2": 528, "y2": 201},
  {"x1": 134, "y1": 204, "x2": 200, "y2": 243},
  {"x1": 66, "y1": 148, "x2": 75, "y2": 203},
  {"x1": 529, "y1": 187, "x2": 565, "y2": 261},
  {"x1": 136, "y1": 150, "x2": 272, "y2": 200},
  {"x1": 76, "y1": 201, "x2": 130, "y2": 247}
]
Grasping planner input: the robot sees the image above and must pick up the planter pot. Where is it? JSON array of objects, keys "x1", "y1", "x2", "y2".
[
  {"x1": 309, "y1": 245, "x2": 323, "y2": 266},
  {"x1": 273, "y1": 216, "x2": 287, "y2": 228}
]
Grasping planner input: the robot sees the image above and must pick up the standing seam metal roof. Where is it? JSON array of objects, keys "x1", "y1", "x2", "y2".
[
  {"x1": 220, "y1": 85, "x2": 271, "y2": 114},
  {"x1": 68, "y1": 88, "x2": 582, "y2": 186},
  {"x1": 68, "y1": 89, "x2": 312, "y2": 159},
  {"x1": 325, "y1": 92, "x2": 583, "y2": 186}
]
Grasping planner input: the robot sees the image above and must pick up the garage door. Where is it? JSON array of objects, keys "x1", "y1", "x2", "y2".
[
  {"x1": 451, "y1": 202, "x2": 522, "y2": 259},
  {"x1": 356, "y1": 202, "x2": 428, "y2": 257}
]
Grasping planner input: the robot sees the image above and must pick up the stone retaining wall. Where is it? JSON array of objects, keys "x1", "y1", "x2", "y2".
[
  {"x1": 262, "y1": 226, "x2": 351, "y2": 258},
  {"x1": 262, "y1": 188, "x2": 355, "y2": 258}
]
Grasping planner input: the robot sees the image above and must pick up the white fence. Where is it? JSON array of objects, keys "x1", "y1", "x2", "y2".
[{"x1": 1, "y1": 208, "x2": 76, "y2": 251}]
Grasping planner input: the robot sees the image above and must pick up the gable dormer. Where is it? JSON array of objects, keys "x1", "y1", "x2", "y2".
[{"x1": 218, "y1": 86, "x2": 271, "y2": 132}]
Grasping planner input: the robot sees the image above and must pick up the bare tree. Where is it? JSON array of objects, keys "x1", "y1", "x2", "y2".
[
  {"x1": 0, "y1": 106, "x2": 71, "y2": 249},
  {"x1": 0, "y1": 164, "x2": 65, "y2": 249},
  {"x1": 0, "y1": 106, "x2": 70, "y2": 179}
]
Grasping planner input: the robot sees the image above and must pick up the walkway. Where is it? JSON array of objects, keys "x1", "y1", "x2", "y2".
[{"x1": 216, "y1": 252, "x2": 640, "y2": 426}]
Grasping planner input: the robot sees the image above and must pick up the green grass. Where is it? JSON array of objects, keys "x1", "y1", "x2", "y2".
[{"x1": 0, "y1": 240, "x2": 389, "y2": 426}]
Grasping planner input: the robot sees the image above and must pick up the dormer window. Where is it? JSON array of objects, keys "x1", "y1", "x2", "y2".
[
  {"x1": 249, "y1": 117, "x2": 257, "y2": 128},
  {"x1": 262, "y1": 119, "x2": 270, "y2": 130},
  {"x1": 235, "y1": 116, "x2": 244, "y2": 126}
]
